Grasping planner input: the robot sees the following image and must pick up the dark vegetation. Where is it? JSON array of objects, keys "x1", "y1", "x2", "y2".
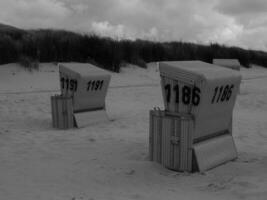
[{"x1": 1, "y1": 23, "x2": 267, "y2": 72}]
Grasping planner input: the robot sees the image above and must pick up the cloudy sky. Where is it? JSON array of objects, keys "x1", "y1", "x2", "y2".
[{"x1": 1, "y1": 0, "x2": 267, "y2": 51}]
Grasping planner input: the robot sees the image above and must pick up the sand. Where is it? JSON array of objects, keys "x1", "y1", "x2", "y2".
[{"x1": 0, "y1": 62, "x2": 266, "y2": 200}]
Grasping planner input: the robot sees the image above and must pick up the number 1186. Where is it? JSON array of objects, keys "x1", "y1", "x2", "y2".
[
  {"x1": 211, "y1": 84, "x2": 234, "y2": 104},
  {"x1": 164, "y1": 84, "x2": 201, "y2": 106}
]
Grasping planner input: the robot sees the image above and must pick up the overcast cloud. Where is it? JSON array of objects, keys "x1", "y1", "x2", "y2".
[{"x1": 0, "y1": 0, "x2": 267, "y2": 51}]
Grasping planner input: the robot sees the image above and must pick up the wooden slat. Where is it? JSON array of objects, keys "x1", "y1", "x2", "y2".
[
  {"x1": 149, "y1": 109, "x2": 194, "y2": 172},
  {"x1": 156, "y1": 115, "x2": 162, "y2": 163},
  {"x1": 179, "y1": 119, "x2": 186, "y2": 170},
  {"x1": 173, "y1": 118, "x2": 180, "y2": 169},
  {"x1": 149, "y1": 110, "x2": 163, "y2": 163},
  {"x1": 62, "y1": 96, "x2": 67, "y2": 128},
  {"x1": 57, "y1": 96, "x2": 64, "y2": 128},
  {"x1": 67, "y1": 97, "x2": 74, "y2": 128},
  {"x1": 51, "y1": 96, "x2": 56, "y2": 128},
  {"x1": 162, "y1": 117, "x2": 170, "y2": 168},
  {"x1": 187, "y1": 119, "x2": 193, "y2": 172},
  {"x1": 169, "y1": 118, "x2": 174, "y2": 169},
  {"x1": 51, "y1": 95, "x2": 74, "y2": 129},
  {"x1": 149, "y1": 110, "x2": 154, "y2": 161},
  {"x1": 152, "y1": 113, "x2": 157, "y2": 162},
  {"x1": 161, "y1": 117, "x2": 166, "y2": 165},
  {"x1": 54, "y1": 95, "x2": 59, "y2": 128}
]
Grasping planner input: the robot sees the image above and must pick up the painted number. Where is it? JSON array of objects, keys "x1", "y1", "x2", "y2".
[
  {"x1": 211, "y1": 84, "x2": 234, "y2": 104},
  {"x1": 87, "y1": 80, "x2": 104, "y2": 91},
  {"x1": 60, "y1": 77, "x2": 78, "y2": 92},
  {"x1": 164, "y1": 84, "x2": 201, "y2": 106}
]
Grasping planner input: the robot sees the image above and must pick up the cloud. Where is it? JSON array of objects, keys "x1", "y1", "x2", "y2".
[
  {"x1": 70, "y1": 3, "x2": 89, "y2": 13},
  {"x1": 0, "y1": 0, "x2": 267, "y2": 51},
  {"x1": 215, "y1": 0, "x2": 267, "y2": 16},
  {"x1": 91, "y1": 21, "x2": 160, "y2": 41},
  {"x1": 0, "y1": 0, "x2": 71, "y2": 29},
  {"x1": 91, "y1": 21, "x2": 129, "y2": 39},
  {"x1": 214, "y1": 0, "x2": 267, "y2": 50},
  {"x1": 239, "y1": 27, "x2": 267, "y2": 50}
]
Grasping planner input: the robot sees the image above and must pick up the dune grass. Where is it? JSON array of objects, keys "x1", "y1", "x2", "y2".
[{"x1": 0, "y1": 24, "x2": 267, "y2": 72}]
